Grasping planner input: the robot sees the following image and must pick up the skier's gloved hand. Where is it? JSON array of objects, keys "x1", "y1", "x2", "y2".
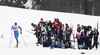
[{"x1": 20, "y1": 32, "x2": 22, "y2": 34}]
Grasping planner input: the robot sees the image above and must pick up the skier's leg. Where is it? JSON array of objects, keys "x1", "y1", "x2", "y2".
[
  {"x1": 14, "y1": 31, "x2": 19, "y2": 48},
  {"x1": 16, "y1": 39, "x2": 18, "y2": 48}
]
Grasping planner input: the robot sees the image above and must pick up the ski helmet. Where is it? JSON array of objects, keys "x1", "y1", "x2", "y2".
[{"x1": 14, "y1": 22, "x2": 17, "y2": 25}]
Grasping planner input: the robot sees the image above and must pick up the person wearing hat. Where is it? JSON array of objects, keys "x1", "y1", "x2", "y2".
[
  {"x1": 64, "y1": 23, "x2": 72, "y2": 48},
  {"x1": 37, "y1": 18, "x2": 45, "y2": 44},
  {"x1": 84, "y1": 26, "x2": 93, "y2": 49},
  {"x1": 38, "y1": 18, "x2": 45, "y2": 27},
  {"x1": 92, "y1": 28, "x2": 99, "y2": 50},
  {"x1": 11, "y1": 22, "x2": 22, "y2": 48}
]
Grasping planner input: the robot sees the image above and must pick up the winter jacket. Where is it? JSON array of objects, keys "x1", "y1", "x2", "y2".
[
  {"x1": 50, "y1": 41, "x2": 65, "y2": 48},
  {"x1": 41, "y1": 26, "x2": 46, "y2": 34},
  {"x1": 93, "y1": 30, "x2": 99, "y2": 39},
  {"x1": 76, "y1": 31, "x2": 82, "y2": 39},
  {"x1": 64, "y1": 27, "x2": 72, "y2": 35},
  {"x1": 55, "y1": 22, "x2": 60, "y2": 33},
  {"x1": 86, "y1": 30, "x2": 93, "y2": 39},
  {"x1": 51, "y1": 25, "x2": 57, "y2": 34}
]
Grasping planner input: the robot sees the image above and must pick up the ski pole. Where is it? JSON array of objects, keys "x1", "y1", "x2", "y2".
[
  {"x1": 21, "y1": 35, "x2": 27, "y2": 46},
  {"x1": 9, "y1": 31, "x2": 13, "y2": 48}
]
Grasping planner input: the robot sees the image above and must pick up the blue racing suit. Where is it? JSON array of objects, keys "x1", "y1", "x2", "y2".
[{"x1": 11, "y1": 25, "x2": 22, "y2": 40}]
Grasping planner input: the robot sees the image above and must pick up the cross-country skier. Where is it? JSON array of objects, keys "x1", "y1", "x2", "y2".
[
  {"x1": 11, "y1": 22, "x2": 22, "y2": 48},
  {"x1": 92, "y1": 28, "x2": 99, "y2": 50}
]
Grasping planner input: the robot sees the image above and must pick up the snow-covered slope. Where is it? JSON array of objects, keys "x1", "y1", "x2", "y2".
[{"x1": 0, "y1": 6, "x2": 100, "y2": 55}]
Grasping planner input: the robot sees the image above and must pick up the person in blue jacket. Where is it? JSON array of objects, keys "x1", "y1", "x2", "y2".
[
  {"x1": 11, "y1": 22, "x2": 22, "y2": 48},
  {"x1": 64, "y1": 23, "x2": 72, "y2": 48},
  {"x1": 50, "y1": 40, "x2": 65, "y2": 49}
]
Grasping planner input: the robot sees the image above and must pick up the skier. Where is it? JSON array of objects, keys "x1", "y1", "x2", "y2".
[
  {"x1": 92, "y1": 28, "x2": 99, "y2": 50},
  {"x1": 11, "y1": 22, "x2": 22, "y2": 48}
]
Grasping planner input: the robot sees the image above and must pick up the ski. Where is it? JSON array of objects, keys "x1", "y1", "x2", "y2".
[
  {"x1": 71, "y1": 25, "x2": 75, "y2": 48},
  {"x1": 25, "y1": 30, "x2": 35, "y2": 34},
  {"x1": 97, "y1": 22, "x2": 98, "y2": 31},
  {"x1": 70, "y1": 24, "x2": 76, "y2": 49},
  {"x1": 97, "y1": 22, "x2": 100, "y2": 47},
  {"x1": 14, "y1": 42, "x2": 21, "y2": 48},
  {"x1": 71, "y1": 45, "x2": 76, "y2": 49}
]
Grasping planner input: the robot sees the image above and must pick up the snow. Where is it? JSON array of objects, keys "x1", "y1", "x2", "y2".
[{"x1": 0, "y1": 6, "x2": 100, "y2": 55}]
